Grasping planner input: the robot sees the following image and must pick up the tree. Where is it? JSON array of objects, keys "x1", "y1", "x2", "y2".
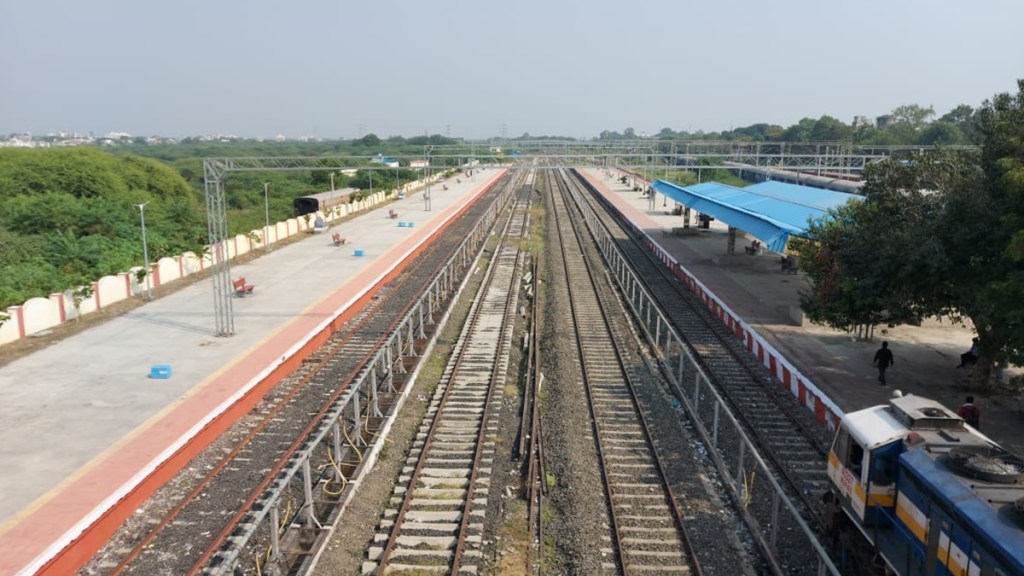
[
  {"x1": 891, "y1": 104, "x2": 935, "y2": 129},
  {"x1": 940, "y1": 104, "x2": 974, "y2": 125},
  {"x1": 795, "y1": 171, "x2": 937, "y2": 334},
  {"x1": 781, "y1": 118, "x2": 817, "y2": 142},
  {"x1": 939, "y1": 104, "x2": 980, "y2": 143},
  {"x1": 355, "y1": 133, "x2": 381, "y2": 148},
  {"x1": 968, "y1": 79, "x2": 1024, "y2": 385},
  {"x1": 918, "y1": 121, "x2": 966, "y2": 146},
  {"x1": 810, "y1": 116, "x2": 853, "y2": 142},
  {"x1": 796, "y1": 80, "x2": 1024, "y2": 391},
  {"x1": 0, "y1": 148, "x2": 205, "y2": 309}
]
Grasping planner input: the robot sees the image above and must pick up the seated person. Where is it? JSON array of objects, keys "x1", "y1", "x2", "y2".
[
  {"x1": 744, "y1": 240, "x2": 761, "y2": 255},
  {"x1": 956, "y1": 338, "x2": 980, "y2": 368}
]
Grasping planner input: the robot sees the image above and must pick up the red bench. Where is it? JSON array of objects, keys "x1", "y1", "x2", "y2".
[
  {"x1": 332, "y1": 232, "x2": 346, "y2": 246},
  {"x1": 388, "y1": 209, "x2": 398, "y2": 219},
  {"x1": 233, "y1": 277, "x2": 255, "y2": 296}
]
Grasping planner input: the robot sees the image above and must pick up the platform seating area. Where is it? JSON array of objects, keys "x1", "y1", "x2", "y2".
[
  {"x1": 332, "y1": 232, "x2": 346, "y2": 246},
  {"x1": 233, "y1": 277, "x2": 255, "y2": 296}
]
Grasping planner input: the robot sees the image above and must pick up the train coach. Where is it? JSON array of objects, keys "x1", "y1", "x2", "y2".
[
  {"x1": 726, "y1": 162, "x2": 865, "y2": 195},
  {"x1": 293, "y1": 188, "x2": 355, "y2": 217},
  {"x1": 827, "y1": 393, "x2": 1024, "y2": 575}
]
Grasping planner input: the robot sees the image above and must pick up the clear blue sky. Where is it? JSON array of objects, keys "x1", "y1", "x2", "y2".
[{"x1": 1, "y1": 0, "x2": 1021, "y2": 140}]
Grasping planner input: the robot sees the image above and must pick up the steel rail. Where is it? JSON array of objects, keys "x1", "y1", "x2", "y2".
[
  {"x1": 186, "y1": 173, "x2": 515, "y2": 575},
  {"x1": 551, "y1": 169, "x2": 701, "y2": 575},
  {"x1": 561, "y1": 168, "x2": 839, "y2": 574},
  {"x1": 373, "y1": 173, "x2": 529, "y2": 574},
  {"x1": 110, "y1": 298, "x2": 390, "y2": 575}
]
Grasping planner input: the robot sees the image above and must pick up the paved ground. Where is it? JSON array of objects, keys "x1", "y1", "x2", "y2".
[
  {"x1": 580, "y1": 168, "x2": 1024, "y2": 457},
  {"x1": 1, "y1": 165, "x2": 1020, "y2": 575},
  {"x1": 0, "y1": 168, "x2": 503, "y2": 575}
]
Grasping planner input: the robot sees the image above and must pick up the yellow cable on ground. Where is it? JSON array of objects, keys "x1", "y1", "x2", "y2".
[
  {"x1": 741, "y1": 470, "x2": 756, "y2": 508},
  {"x1": 322, "y1": 446, "x2": 349, "y2": 496},
  {"x1": 342, "y1": 421, "x2": 364, "y2": 462},
  {"x1": 254, "y1": 498, "x2": 296, "y2": 574},
  {"x1": 364, "y1": 412, "x2": 394, "y2": 445}
]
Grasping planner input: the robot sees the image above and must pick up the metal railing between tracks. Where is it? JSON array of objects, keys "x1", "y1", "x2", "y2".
[
  {"x1": 202, "y1": 177, "x2": 516, "y2": 576},
  {"x1": 560, "y1": 171, "x2": 840, "y2": 576}
]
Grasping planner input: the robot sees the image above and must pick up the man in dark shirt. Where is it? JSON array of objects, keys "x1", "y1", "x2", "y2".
[{"x1": 873, "y1": 341, "x2": 894, "y2": 386}]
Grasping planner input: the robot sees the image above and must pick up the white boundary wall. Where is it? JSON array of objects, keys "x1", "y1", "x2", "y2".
[{"x1": 0, "y1": 183, "x2": 421, "y2": 345}]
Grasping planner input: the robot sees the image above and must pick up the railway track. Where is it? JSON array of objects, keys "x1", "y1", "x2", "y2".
[
  {"x1": 363, "y1": 179, "x2": 534, "y2": 574},
  {"x1": 518, "y1": 254, "x2": 544, "y2": 576},
  {"x1": 549, "y1": 170, "x2": 702, "y2": 575},
  {"x1": 563, "y1": 168, "x2": 836, "y2": 573},
  {"x1": 88, "y1": 174, "x2": 515, "y2": 576}
]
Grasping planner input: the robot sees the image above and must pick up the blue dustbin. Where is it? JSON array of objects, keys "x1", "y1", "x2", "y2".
[
  {"x1": 149, "y1": 365, "x2": 172, "y2": 379},
  {"x1": 353, "y1": 249, "x2": 365, "y2": 257}
]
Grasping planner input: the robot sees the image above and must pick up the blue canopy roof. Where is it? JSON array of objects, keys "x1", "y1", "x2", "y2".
[
  {"x1": 649, "y1": 179, "x2": 861, "y2": 253},
  {"x1": 744, "y1": 181, "x2": 862, "y2": 211}
]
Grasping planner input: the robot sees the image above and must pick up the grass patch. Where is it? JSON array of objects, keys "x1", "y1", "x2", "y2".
[{"x1": 494, "y1": 499, "x2": 531, "y2": 576}]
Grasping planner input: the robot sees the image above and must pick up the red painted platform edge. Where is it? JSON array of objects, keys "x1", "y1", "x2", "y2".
[{"x1": 13, "y1": 173, "x2": 506, "y2": 576}]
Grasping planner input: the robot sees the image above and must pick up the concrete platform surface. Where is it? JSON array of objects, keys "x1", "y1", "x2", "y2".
[
  {"x1": 580, "y1": 168, "x2": 1024, "y2": 457},
  {"x1": 0, "y1": 168, "x2": 505, "y2": 576}
]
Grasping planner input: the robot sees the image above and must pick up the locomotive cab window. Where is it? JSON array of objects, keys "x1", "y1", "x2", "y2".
[
  {"x1": 867, "y1": 441, "x2": 901, "y2": 487},
  {"x1": 832, "y1": 428, "x2": 865, "y2": 480}
]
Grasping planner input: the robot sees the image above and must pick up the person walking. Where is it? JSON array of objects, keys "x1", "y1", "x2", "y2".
[
  {"x1": 957, "y1": 395, "x2": 981, "y2": 429},
  {"x1": 873, "y1": 341, "x2": 894, "y2": 386}
]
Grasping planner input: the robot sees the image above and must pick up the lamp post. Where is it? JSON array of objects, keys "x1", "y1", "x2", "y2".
[
  {"x1": 133, "y1": 202, "x2": 152, "y2": 300},
  {"x1": 263, "y1": 182, "x2": 270, "y2": 251},
  {"x1": 329, "y1": 173, "x2": 335, "y2": 222}
]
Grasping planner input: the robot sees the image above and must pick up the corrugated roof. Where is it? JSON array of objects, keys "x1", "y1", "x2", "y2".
[
  {"x1": 744, "y1": 181, "x2": 862, "y2": 211},
  {"x1": 650, "y1": 179, "x2": 861, "y2": 253}
]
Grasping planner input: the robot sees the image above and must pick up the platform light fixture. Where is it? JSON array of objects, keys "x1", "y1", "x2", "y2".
[
  {"x1": 133, "y1": 202, "x2": 152, "y2": 300},
  {"x1": 263, "y1": 182, "x2": 270, "y2": 251}
]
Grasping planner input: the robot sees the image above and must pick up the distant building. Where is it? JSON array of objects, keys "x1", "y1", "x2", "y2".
[
  {"x1": 371, "y1": 154, "x2": 399, "y2": 168},
  {"x1": 876, "y1": 115, "x2": 896, "y2": 129},
  {"x1": 409, "y1": 159, "x2": 429, "y2": 169},
  {"x1": 852, "y1": 116, "x2": 874, "y2": 128}
]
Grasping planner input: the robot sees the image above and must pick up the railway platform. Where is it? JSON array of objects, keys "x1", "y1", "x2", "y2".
[
  {"x1": 0, "y1": 168, "x2": 507, "y2": 576},
  {"x1": 578, "y1": 168, "x2": 1024, "y2": 457}
]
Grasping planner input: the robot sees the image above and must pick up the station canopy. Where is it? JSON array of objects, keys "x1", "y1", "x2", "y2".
[{"x1": 649, "y1": 179, "x2": 863, "y2": 253}]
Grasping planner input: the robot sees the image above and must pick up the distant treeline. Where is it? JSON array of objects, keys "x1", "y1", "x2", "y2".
[
  {"x1": 0, "y1": 143, "x2": 431, "y2": 309},
  {"x1": 597, "y1": 103, "x2": 978, "y2": 146}
]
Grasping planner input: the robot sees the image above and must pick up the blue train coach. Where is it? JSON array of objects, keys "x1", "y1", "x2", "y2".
[{"x1": 827, "y1": 393, "x2": 1024, "y2": 575}]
